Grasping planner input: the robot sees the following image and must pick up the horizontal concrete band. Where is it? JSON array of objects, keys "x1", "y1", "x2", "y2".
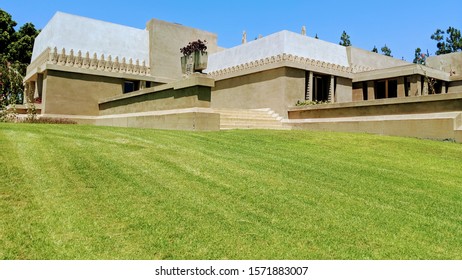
[{"x1": 288, "y1": 92, "x2": 462, "y2": 119}]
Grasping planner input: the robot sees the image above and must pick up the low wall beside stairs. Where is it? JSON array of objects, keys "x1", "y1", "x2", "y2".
[
  {"x1": 96, "y1": 74, "x2": 220, "y2": 131},
  {"x1": 287, "y1": 92, "x2": 462, "y2": 142}
]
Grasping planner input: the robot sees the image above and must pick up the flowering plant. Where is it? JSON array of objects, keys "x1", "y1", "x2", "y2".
[{"x1": 180, "y1": 40, "x2": 207, "y2": 56}]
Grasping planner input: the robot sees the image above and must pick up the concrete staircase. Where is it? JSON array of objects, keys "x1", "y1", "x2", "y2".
[{"x1": 213, "y1": 108, "x2": 288, "y2": 130}]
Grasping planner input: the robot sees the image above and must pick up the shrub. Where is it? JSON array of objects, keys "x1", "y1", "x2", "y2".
[
  {"x1": 19, "y1": 117, "x2": 77, "y2": 124},
  {"x1": 295, "y1": 100, "x2": 330, "y2": 106}
]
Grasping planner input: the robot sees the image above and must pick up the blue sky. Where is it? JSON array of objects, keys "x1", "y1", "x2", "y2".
[{"x1": 2, "y1": 0, "x2": 461, "y2": 61}]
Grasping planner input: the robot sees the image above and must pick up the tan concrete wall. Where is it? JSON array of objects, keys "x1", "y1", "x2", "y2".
[
  {"x1": 212, "y1": 67, "x2": 305, "y2": 117},
  {"x1": 95, "y1": 112, "x2": 220, "y2": 131},
  {"x1": 352, "y1": 83, "x2": 363, "y2": 101},
  {"x1": 289, "y1": 92, "x2": 462, "y2": 119},
  {"x1": 147, "y1": 19, "x2": 218, "y2": 81},
  {"x1": 283, "y1": 68, "x2": 306, "y2": 112},
  {"x1": 43, "y1": 70, "x2": 123, "y2": 115},
  {"x1": 290, "y1": 117, "x2": 458, "y2": 141},
  {"x1": 427, "y1": 52, "x2": 462, "y2": 75},
  {"x1": 448, "y1": 81, "x2": 462, "y2": 93},
  {"x1": 99, "y1": 85, "x2": 212, "y2": 115},
  {"x1": 335, "y1": 77, "x2": 353, "y2": 103},
  {"x1": 346, "y1": 46, "x2": 410, "y2": 69}
]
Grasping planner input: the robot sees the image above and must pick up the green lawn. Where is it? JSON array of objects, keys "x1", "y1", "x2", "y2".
[{"x1": 1, "y1": 123, "x2": 461, "y2": 259}]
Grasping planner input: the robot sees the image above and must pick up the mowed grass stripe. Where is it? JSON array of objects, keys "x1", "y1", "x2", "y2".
[{"x1": 0, "y1": 123, "x2": 461, "y2": 259}]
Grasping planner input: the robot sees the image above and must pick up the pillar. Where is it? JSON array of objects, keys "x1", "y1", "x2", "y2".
[
  {"x1": 409, "y1": 75, "x2": 421, "y2": 96},
  {"x1": 367, "y1": 81, "x2": 375, "y2": 100},
  {"x1": 442, "y1": 82, "x2": 447, "y2": 94},
  {"x1": 34, "y1": 74, "x2": 43, "y2": 100},
  {"x1": 328, "y1": 75, "x2": 335, "y2": 103},
  {"x1": 422, "y1": 76, "x2": 429, "y2": 95},
  {"x1": 307, "y1": 71, "x2": 314, "y2": 101},
  {"x1": 397, "y1": 77, "x2": 405, "y2": 98}
]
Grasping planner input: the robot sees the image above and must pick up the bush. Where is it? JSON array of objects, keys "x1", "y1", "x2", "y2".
[
  {"x1": 295, "y1": 100, "x2": 330, "y2": 106},
  {"x1": 19, "y1": 117, "x2": 77, "y2": 124}
]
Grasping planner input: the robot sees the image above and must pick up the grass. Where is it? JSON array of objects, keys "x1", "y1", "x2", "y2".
[{"x1": 1, "y1": 123, "x2": 461, "y2": 260}]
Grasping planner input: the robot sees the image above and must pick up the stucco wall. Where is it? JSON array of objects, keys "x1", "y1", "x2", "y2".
[
  {"x1": 147, "y1": 19, "x2": 218, "y2": 81},
  {"x1": 448, "y1": 80, "x2": 462, "y2": 93},
  {"x1": 289, "y1": 92, "x2": 462, "y2": 119},
  {"x1": 426, "y1": 52, "x2": 462, "y2": 75},
  {"x1": 335, "y1": 77, "x2": 353, "y2": 103},
  {"x1": 99, "y1": 85, "x2": 212, "y2": 115},
  {"x1": 212, "y1": 67, "x2": 305, "y2": 117},
  {"x1": 43, "y1": 70, "x2": 123, "y2": 115},
  {"x1": 346, "y1": 47, "x2": 410, "y2": 70},
  {"x1": 32, "y1": 12, "x2": 149, "y2": 63}
]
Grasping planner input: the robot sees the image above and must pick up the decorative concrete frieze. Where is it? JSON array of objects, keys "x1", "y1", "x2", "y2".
[
  {"x1": 34, "y1": 47, "x2": 151, "y2": 76},
  {"x1": 207, "y1": 52, "x2": 359, "y2": 77}
]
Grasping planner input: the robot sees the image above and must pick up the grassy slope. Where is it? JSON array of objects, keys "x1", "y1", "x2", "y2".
[{"x1": 0, "y1": 123, "x2": 461, "y2": 260}]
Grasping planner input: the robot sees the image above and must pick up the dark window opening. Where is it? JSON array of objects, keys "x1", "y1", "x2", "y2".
[
  {"x1": 123, "y1": 81, "x2": 140, "y2": 94},
  {"x1": 376, "y1": 81, "x2": 386, "y2": 99},
  {"x1": 405, "y1": 76, "x2": 410, "y2": 97},
  {"x1": 433, "y1": 80, "x2": 443, "y2": 94},
  {"x1": 388, "y1": 80, "x2": 398, "y2": 98},
  {"x1": 146, "y1": 81, "x2": 152, "y2": 88},
  {"x1": 313, "y1": 74, "x2": 330, "y2": 102}
]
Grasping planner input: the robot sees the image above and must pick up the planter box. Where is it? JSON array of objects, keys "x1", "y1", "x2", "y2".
[
  {"x1": 181, "y1": 51, "x2": 208, "y2": 74},
  {"x1": 181, "y1": 55, "x2": 194, "y2": 75},
  {"x1": 194, "y1": 51, "x2": 208, "y2": 72}
]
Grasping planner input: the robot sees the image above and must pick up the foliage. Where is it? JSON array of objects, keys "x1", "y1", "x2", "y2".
[
  {"x1": 180, "y1": 39, "x2": 207, "y2": 56},
  {"x1": 1, "y1": 125, "x2": 462, "y2": 259},
  {"x1": 413, "y1": 48, "x2": 428, "y2": 64},
  {"x1": 371, "y1": 46, "x2": 378, "y2": 53},
  {"x1": 295, "y1": 100, "x2": 330, "y2": 106},
  {"x1": 18, "y1": 117, "x2": 77, "y2": 124},
  {"x1": 431, "y1": 27, "x2": 462, "y2": 55},
  {"x1": 381, "y1": 44, "x2": 392, "y2": 57},
  {"x1": 339, "y1": 30, "x2": 351, "y2": 46},
  {"x1": 0, "y1": 9, "x2": 39, "y2": 75},
  {"x1": 0, "y1": 56, "x2": 24, "y2": 122},
  {"x1": 0, "y1": 9, "x2": 17, "y2": 56}
]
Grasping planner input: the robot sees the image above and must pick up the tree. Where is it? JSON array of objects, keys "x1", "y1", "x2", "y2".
[
  {"x1": 339, "y1": 31, "x2": 351, "y2": 46},
  {"x1": 0, "y1": 57, "x2": 24, "y2": 121},
  {"x1": 0, "y1": 9, "x2": 17, "y2": 56},
  {"x1": 371, "y1": 46, "x2": 378, "y2": 53},
  {"x1": 413, "y1": 47, "x2": 429, "y2": 65},
  {"x1": 431, "y1": 27, "x2": 462, "y2": 55},
  {"x1": 381, "y1": 45, "x2": 392, "y2": 57},
  {"x1": 8, "y1": 23, "x2": 39, "y2": 65}
]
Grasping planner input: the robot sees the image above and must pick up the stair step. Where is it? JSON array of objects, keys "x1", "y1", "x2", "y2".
[{"x1": 214, "y1": 108, "x2": 286, "y2": 130}]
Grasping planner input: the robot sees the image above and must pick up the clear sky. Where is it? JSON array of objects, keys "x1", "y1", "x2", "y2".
[{"x1": 2, "y1": 0, "x2": 461, "y2": 61}]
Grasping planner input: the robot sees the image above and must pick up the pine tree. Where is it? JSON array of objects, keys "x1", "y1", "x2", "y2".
[{"x1": 339, "y1": 31, "x2": 351, "y2": 46}]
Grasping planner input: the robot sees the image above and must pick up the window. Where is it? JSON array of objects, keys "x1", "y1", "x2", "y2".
[{"x1": 123, "y1": 81, "x2": 140, "y2": 94}]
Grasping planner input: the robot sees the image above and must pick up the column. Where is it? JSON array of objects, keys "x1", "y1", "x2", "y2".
[
  {"x1": 367, "y1": 81, "x2": 375, "y2": 100},
  {"x1": 307, "y1": 71, "x2": 314, "y2": 101},
  {"x1": 397, "y1": 77, "x2": 405, "y2": 98},
  {"x1": 442, "y1": 82, "x2": 447, "y2": 94},
  {"x1": 422, "y1": 78, "x2": 428, "y2": 95},
  {"x1": 409, "y1": 75, "x2": 421, "y2": 96},
  {"x1": 328, "y1": 75, "x2": 335, "y2": 103},
  {"x1": 385, "y1": 80, "x2": 389, "y2": 98}
]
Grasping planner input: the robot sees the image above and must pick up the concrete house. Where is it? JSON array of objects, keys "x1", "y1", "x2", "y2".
[{"x1": 24, "y1": 12, "x2": 462, "y2": 141}]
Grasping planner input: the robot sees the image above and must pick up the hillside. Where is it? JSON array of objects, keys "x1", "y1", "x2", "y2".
[{"x1": 1, "y1": 123, "x2": 461, "y2": 259}]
